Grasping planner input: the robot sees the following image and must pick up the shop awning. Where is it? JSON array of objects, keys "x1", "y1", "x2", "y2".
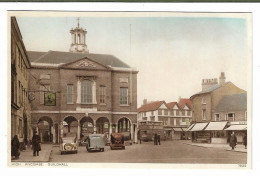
[
  {"x1": 186, "y1": 124, "x2": 195, "y2": 131},
  {"x1": 204, "y1": 121, "x2": 228, "y2": 131},
  {"x1": 173, "y1": 128, "x2": 183, "y2": 132},
  {"x1": 190, "y1": 123, "x2": 208, "y2": 131},
  {"x1": 224, "y1": 125, "x2": 247, "y2": 131}
]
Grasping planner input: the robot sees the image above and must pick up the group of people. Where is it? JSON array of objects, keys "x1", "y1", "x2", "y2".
[
  {"x1": 229, "y1": 132, "x2": 247, "y2": 150},
  {"x1": 153, "y1": 133, "x2": 161, "y2": 145},
  {"x1": 11, "y1": 131, "x2": 42, "y2": 159}
]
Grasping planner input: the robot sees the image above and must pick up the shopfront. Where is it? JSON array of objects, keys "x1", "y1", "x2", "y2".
[
  {"x1": 204, "y1": 121, "x2": 228, "y2": 144},
  {"x1": 224, "y1": 123, "x2": 247, "y2": 143}
]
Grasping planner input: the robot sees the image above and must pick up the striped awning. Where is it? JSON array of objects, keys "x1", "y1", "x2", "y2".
[
  {"x1": 204, "y1": 121, "x2": 228, "y2": 131},
  {"x1": 186, "y1": 124, "x2": 195, "y2": 131},
  {"x1": 190, "y1": 123, "x2": 208, "y2": 131},
  {"x1": 224, "y1": 125, "x2": 247, "y2": 131}
]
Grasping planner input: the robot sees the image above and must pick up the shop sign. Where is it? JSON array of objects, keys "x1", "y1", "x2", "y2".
[{"x1": 44, "y1": 93, "x2": 56, "y2": 106}]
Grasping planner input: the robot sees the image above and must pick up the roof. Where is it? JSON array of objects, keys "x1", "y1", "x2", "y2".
[
  {"x1": 204, "y1": 121, "x2": 228, "y2": 131},
  {"x1": 215, "y1": 93, "x2": 247, "y2": 112},
  {"x1": 178, "y1": 98, "x2": 192, "y2": 110},
  {"x1": 190, "y1": 82, "x2": 231, "y2": 99},
  {"x1": 138, "y1": 101, "x2": 166, "y2": 113},
  {"x1": 166, "y1": 102, "x2": 178, "y2": 109},
  {"x1": 27, "y1": 50, "x2": 130, "y2": 68}
]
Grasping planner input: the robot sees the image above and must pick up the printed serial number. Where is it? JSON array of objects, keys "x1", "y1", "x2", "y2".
[{"x1": 238, "y1": 164, "x2": 247, "y2": 167}]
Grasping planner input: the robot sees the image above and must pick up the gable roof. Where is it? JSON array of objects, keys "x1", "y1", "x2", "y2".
[
  {"x1": 178, "y1": 98, "x2": 192, "y2": 110},
  {"x1": 215, "y1": 93, "x2": 247, "y2": 112},
  {"x1": 190, "y1": 82, "x2": 232, "y2": 100},
  {"x1": 166, "y1": 102, "x2": 178, "y2": 109},
  {"x1": 27, "y1": 50, "x2": 130, "y2": 68},
  {"x1": 138, "y1": 101, "x2": 168, "y2": 113}
]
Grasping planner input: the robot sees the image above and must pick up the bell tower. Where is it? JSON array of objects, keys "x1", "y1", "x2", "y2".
[{"x1": 69, "y1": 17, "x2": 89, "y2": 53}]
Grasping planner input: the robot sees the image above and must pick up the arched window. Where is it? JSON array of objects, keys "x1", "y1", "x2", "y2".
[{"x1": 81, "y1": 80, "x2": 92, "y2": 103}]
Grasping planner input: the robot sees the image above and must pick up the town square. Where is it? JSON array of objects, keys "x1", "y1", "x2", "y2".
[{"x1": 10, "y1": 11, "x2": 249, "y2": 166}]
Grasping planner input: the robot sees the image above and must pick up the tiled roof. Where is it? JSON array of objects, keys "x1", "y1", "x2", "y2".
[
  {"x1": 178, "y1": 98, "x2": 192, "y2": 110},
  {"x1": 27, "y1": 50, "x2": 130, "y2": 68},
  {"x1": 138, "y1": 101, "x2": 166, "y2": 112},
  {"x1": 215, "y1": 93, "x2": 247, "y2": 112},
  {"x1": 166, "y1": 102, "x2": 177, "y2": 109}
]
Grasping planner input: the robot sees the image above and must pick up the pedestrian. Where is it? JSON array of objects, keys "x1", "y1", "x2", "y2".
[
  {"x1": 32, "y1": 131, "x2": 41, "y2": 156},
  {"x1": 157, "y1": 133, "x2": 161, "y2": 145},
  {"x1": 229, "y1": 131, "x2": 237, "y2": 150},
  {"x1": 154, "y1": 133, "x2": 157, "y2": 145},
  {"x1": 243, "y1": 133, "x2": 247, "y2": 149},
  {"x1": 11, "y1": 135, "x2": 20, "y2": 160}
]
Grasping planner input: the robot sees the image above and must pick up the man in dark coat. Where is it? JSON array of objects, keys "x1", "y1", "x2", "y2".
[
  {"x1": 32, "y1": 132, "x2": 41, "y2": 156},
  {"x1": 229, "y1": 132, "x2": 237, "y2": 150},
  {"x1": 243, "y1": 133, "x2": 247, "y2": 149},
  {"x1": 157, "y1": 133, "x2": 161, "y2": 145},
  {"x1": 11, "y1": 135, "x2": 20, "y2": 159},
  {"x1": 154, "y1": 133, "x2": 157, "y2": 145}
]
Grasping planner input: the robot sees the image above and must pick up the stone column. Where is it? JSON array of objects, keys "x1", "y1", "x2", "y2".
[
  {"x1": 77, "y1": 78, "x2": 81, "y2": 104},
  {"x1": 77, "y1": 120, "x2": 81, "y2": 141},
  {"x1": 134, "y1": 123, "x2": 138, "y2": 144},
  {"x1": 61, "y1": 122, "x2": 64, "y2": 138},
  {"x1": 93, "y1": 120, "x2": 97, "y2": 134},
  {"x1": 115, "y1": 123, "x2": 118, "y2": 133},
  {"x1": 92, "y1": 81, "x2": 97, "y2": 104},
  {"x1": 130, "y1": 122, "x2": 134, "y2": 141},
  {"x1": 53, "y1": 126, "x2": 56, "y2": 144},
  {"x1": 109, "y1": 124, "x2": 112, "y2": 140}
]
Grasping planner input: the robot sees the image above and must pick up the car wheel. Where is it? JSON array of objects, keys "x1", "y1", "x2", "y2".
[
  {"x1": 122, "y1": 146, "x2": 125, "y2": 150},
  {"x1": 101, "y1": 148, "x2": 104, "y2": 152}
]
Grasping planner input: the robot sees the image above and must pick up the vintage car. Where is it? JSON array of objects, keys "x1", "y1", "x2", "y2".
[
  {"x1": 60, "y1": 133, "x2": 78, "y2": 155},
  {"x1": 86, "y1": 134, "x2": 105, "y2": 152},
  {"x1": 110, "y1": 133, "x2": 125, "y2": 150}
]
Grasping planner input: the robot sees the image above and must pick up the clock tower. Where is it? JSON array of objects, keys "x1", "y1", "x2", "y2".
[{"x1": 69, "y1": 18, "x2": 89, "y2": 53}]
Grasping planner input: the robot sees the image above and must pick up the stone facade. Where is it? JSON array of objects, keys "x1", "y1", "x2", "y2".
[
  {"x1": 29, "y1": 58, "x2": 138, "y2": 144},
  {"x1": 11, "y1": 17, "x2": 32, "y2": 147}
]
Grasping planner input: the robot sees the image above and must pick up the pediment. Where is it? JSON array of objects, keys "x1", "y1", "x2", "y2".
[{"x1": 60, "y1": 57, "x2": 109, "y2": 70}]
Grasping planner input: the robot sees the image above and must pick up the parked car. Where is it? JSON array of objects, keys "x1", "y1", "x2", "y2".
[
  {"x1": 86, "y1": 134, "x2": 105, "y2": 152},
  {"x1": 60, "y1": 133, "x2": 78, "y2": 155},
  {"x1": 110, "y1": 133, "x2": 125, "y2": 150}
]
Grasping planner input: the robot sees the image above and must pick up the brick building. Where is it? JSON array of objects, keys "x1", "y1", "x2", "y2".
[
  {"x1": 11, "y1": 17, "x2": 32, "y2": 147},
  {"x1": 28, "y1": 20, "x2": 138, "y2": 144},
  {"x1": 188, "y1": 72, "x2": 247, "y2": 143}
]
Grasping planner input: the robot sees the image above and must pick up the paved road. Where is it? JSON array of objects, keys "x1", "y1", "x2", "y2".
[{"x1": 50, "y1": 140, "x2": 247, "y2": 164}]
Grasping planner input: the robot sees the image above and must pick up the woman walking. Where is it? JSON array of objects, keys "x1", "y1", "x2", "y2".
[
  {"x1": 229, "y1": 132, "x2": 237, "y2": 150},
  {"x1": 11, "y1": 135, "x2": 20, "y2": 160}
]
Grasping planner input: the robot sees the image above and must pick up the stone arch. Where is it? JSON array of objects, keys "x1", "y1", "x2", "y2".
[
  {"x1": 37, "y1": 116, "x2": 54, "y2": 143},
  {"x1": 96, "y1": 117, "x2": 110, "y2": 134},
  {"x1": 80, "y1": 116, "x2": 94, "y2": 137},
  {"x1": 117, "y1": 117, "x2": 132, "y2": 140},
  {"x1": 62, "y1": 116, "x2": 78, "y2": 135}
]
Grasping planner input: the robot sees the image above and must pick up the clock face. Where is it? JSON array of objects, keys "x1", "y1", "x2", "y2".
[{"x1": 44, "y1": 93, "x2": 56, "y2": 106}]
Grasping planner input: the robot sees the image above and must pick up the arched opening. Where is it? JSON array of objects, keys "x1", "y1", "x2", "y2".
[
  {"x1": 38, "y1": 116, "x2": 53, "y2": 143},
  {"x1": 96, "y1": 117, "x2": 110, "y2": 134},
  {"x1": 80, "y1": 116, "x2": 94, "y2": 138},
  {"x1": 63, "y1": 116, "x2": 78, "y2": 137},
  {"x1": 118, "y1": 117, "x2": 132, "y2": 140}
]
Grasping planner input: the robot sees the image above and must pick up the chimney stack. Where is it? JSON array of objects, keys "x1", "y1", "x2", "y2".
[
  {"x1": 143, "y1": 99, "x2": 147, "y2": 105},
  {"x1": 219, "y1": 72, "x2": 226, "y2": 85}
]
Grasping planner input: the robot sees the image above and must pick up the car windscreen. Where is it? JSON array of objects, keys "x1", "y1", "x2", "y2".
[{"x1": 62, "y1": 138, "x2": 75, "y2": 143}]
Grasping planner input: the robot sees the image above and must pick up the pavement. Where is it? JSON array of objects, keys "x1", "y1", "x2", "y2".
[
  {"x1": 12, "y1": 144, "x2": 53, "y2": 162},
  {"x1": 183, "y1": 140, "x2": 247, "y2": 153}
]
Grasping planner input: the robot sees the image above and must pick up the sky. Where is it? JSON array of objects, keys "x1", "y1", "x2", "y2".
[{"x1": 16, "y1": 13, "x2": 249, "y2": 107}]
